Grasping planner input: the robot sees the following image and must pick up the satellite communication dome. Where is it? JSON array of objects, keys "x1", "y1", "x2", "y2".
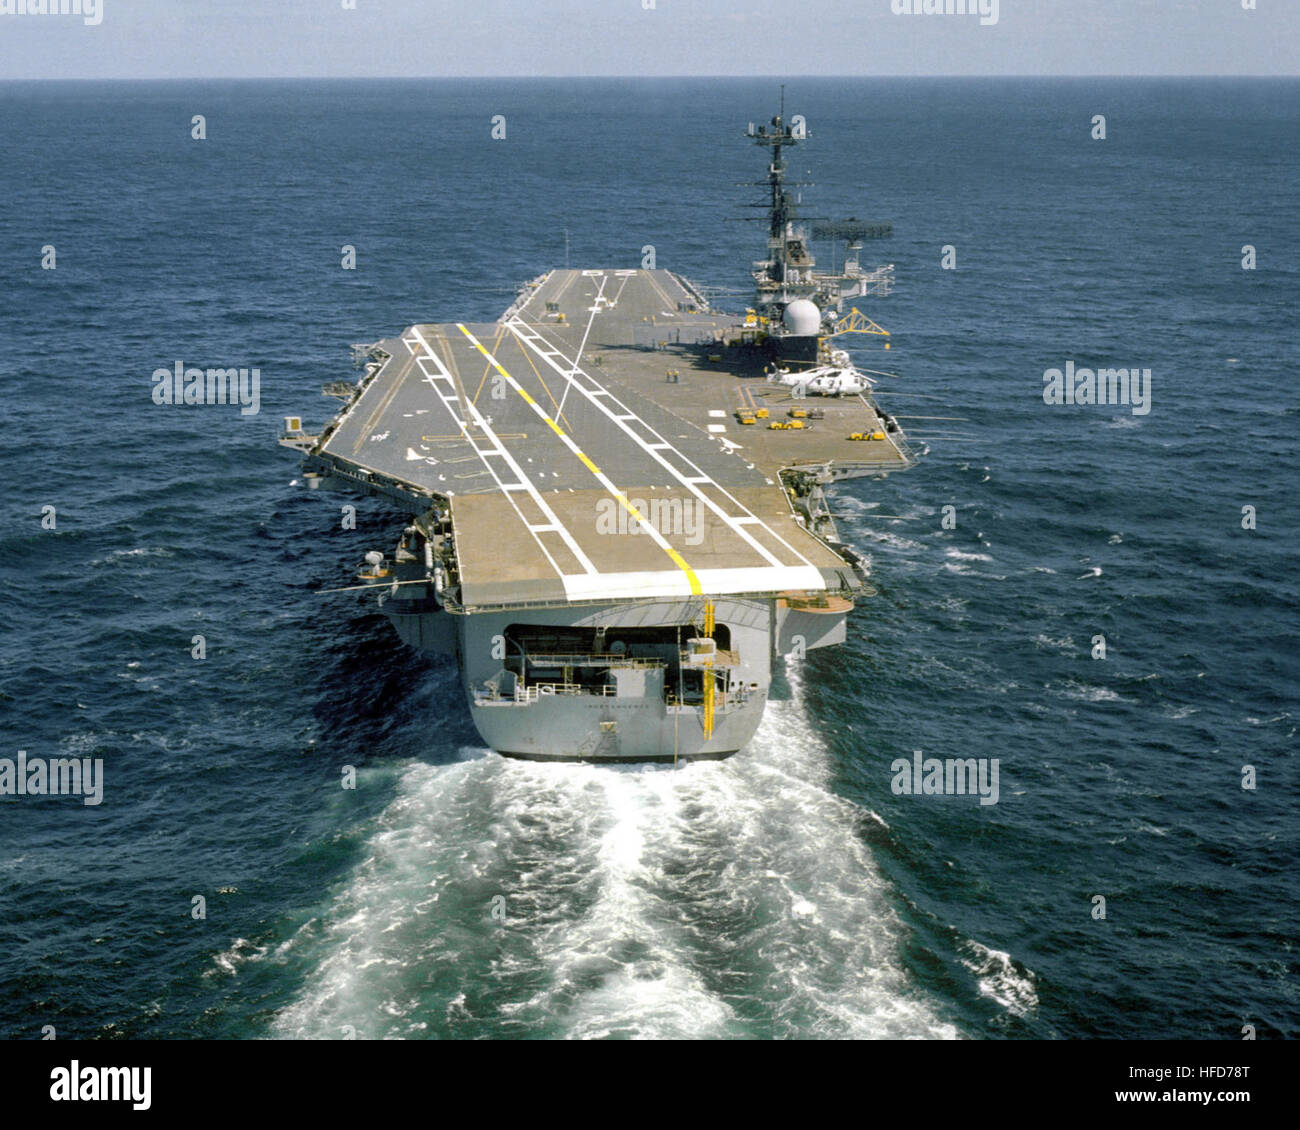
[{"x1": 781, "y1": 299, "x2": 821, "y2": 336}]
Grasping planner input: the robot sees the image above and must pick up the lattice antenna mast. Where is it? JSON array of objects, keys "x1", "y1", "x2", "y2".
[
  {"x1": 745, "y1": 94, "x2": 811, "y2": 307},
  {"x1": 742, "y1": 94, "x2": 895, "y2": 330}
]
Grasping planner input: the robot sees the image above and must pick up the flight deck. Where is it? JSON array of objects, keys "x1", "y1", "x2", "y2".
[{"x1": 298, "y1": 269, "x2": 910, "y2": 610}]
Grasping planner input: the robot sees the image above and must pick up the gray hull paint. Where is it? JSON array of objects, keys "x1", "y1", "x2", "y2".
[
  {"x1": 469, "y1": 689, "x2": 769, "y2": 763},
  {"x1": 379, "y1": 592, "x2": 808, "y2": 761}
]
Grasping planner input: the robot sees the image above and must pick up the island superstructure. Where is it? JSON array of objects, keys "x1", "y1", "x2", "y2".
[{"x1": 280, "y1": 105, "x2": 916, "y2": 761}]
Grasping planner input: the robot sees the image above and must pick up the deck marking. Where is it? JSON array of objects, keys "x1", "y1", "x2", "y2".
[
  {"x1": 512, "y1": 332, "x2": 571, "y2": 430},
  {"x1": 608, "y1": 271, "x2": 635, "y2": 307},
  {"x1": 642, "y1": 270, "x2": 679, "y2": 311},
  {"x1": 457, "y1": 323, "x2": 703, "y2": 597},
  {"x1": 556, "y1": 272, "x2": 608, "y2": 419},
  {"x1": 352, "y1": 348, "x2": 417, "y2": 456},
  {"x1": 506, "y1": 317, "x2": 822, "y2": 577},
  {"x1": 470, "y1": 325, "x2": 509, "y2": 404},
  {"x1": 406, "y1": 325, "x2": 596, "y2": 578}
]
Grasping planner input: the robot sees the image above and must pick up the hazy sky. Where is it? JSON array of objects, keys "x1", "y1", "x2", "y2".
[{"x1": 0, "y1": 0, "x2": 1295, "y2": 80}]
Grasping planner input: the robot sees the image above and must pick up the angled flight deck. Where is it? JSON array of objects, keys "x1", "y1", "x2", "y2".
[{"x1": 307, "y1": 269, "x2": 909, "y2": 609}]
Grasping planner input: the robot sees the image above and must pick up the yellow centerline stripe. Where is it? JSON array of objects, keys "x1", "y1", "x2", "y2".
[
  {"x1": 515, "y1": 336, "x2": 570, "y2": 430},
  {"x1": 470, "y1": 326, "x2": 505, "y2": 403},
  {"x1": 457, "y1": 323, "x2": 702, "y2": 596}
]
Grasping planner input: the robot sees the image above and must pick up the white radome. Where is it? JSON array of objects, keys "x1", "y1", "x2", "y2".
[{"x1": 781, "y1": 299, "x2": 821, "y2": 336}]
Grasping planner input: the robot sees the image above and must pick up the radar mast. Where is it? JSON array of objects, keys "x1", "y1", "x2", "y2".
[{"x1": 743, "y1": 91, "x2": 894, "y2": 360}]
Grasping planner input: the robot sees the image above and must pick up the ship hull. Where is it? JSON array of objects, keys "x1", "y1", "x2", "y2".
[
  {"x1": 468, "y1": 681, "x2": 768, "y2": 762},
  {"x1": 379, "y1": 589, "x2": 838, "y2": 762},
  {"x1": 456, "y1": 599, "x2": 772, "y2": 762}
]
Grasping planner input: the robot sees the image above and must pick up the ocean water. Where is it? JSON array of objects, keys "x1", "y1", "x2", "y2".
[{"x1": 0, "y1": 77, "x2": 1296, "y2": 1040}]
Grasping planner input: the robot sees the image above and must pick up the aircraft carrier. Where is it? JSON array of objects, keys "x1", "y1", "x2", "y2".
[{"x1": 280, "y1": 103, "x2": 918, "y2": 762}]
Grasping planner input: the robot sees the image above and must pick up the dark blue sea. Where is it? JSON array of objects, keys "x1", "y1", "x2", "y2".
[{"x1": 1, "y1": 78, "x2": 1296, "y2": 1040}]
